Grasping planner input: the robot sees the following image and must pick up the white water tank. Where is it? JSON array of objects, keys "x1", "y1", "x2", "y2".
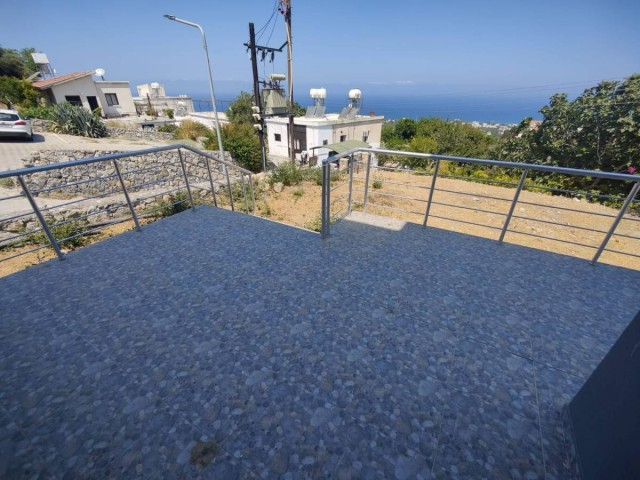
[{"x1": 348, "y1": 89, "x2": 362, "y2": 99}]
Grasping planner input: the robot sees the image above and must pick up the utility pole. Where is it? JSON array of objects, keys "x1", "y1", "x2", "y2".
[
  {"x1": 280, "y1": 0, "x2": 295, "y2": 163},
  {"x1": 248, "y1": 23, "x2": 267, "y2": 172}
]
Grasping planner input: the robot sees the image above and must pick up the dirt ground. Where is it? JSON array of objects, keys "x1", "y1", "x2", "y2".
[{"x1": 1, "y1": 170, "x2": 638, "y2": 277}]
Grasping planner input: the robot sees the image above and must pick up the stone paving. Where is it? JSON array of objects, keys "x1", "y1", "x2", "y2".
[{"x1": 0, "y1": 207, "x2": 638, "y2": 479}]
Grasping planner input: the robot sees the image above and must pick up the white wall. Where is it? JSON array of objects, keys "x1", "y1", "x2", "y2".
[
  {"x1": 49, "y1": 76, "x2": 100, "y2": 111},
  {"x1": 96, "y1": 81, "x2": 136, "y2": 117},
  {"x1": 265, "y1": 120, "x2": 290, "y2": 158}
]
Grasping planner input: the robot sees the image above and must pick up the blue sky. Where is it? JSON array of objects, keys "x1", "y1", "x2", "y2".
[{"x1": 3, "y1": 0, "x2": 639, "y2": 101}]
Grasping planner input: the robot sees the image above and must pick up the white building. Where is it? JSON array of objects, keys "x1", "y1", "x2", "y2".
[
  {"x1": 134, "y1": 83, "x2": 195, "y2": 117},
  {"x1": 265, "y1": 112, "x2": 384, "y2": 165},
  {"x1": 32, "y1": 71, "x2": 136, "y2": 118}
]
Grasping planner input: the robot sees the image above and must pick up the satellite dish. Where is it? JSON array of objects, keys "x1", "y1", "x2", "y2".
[{"x1": 95, "y1": 68, "x2": 106, "y2": 77}]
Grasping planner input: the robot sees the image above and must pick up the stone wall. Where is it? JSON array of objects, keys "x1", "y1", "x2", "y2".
[
  {"x1": 30, "y1": 119, "x2": 176, "y2": 142},
  {"x1": 22, "y1": 149, "x2": 237, "y2": 198}
]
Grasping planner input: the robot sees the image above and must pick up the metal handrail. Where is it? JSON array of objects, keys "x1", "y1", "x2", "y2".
[
  {"x1": 321, "y1": 147, "x2": 640, "y2": 266},
  {"x1": 0, "y1": 144, "x2": 256, "y2": 264}
]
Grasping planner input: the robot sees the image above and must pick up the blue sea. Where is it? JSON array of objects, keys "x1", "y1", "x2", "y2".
[{"x1": 189, "y1": 92, "x2": 547, "y2": 125}]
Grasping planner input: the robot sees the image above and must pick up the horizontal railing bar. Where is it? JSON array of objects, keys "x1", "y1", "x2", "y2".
[
  {"x1": 0, "y1": 229, "x2": 41, "y2": 244},
  {"x1": 0, "y1": 210, "x2": 37, "y2": 224},
  {"x1": 438, "y1": 173, "x2": 520, "y2": 188},
  {"x1": 33, "y1": 173, "x2": 118, "y2": 195},
  {"x1": 374, "y1": 164, "x2": 434, "y2": 174},
  {"x1": 119, "y1": 164, "x2": 178, "y2": 177},
  {"x1": 57, "y1": 218, "x2": 133, "y2": 244},
  {"x1": 510, "y1": 214, "x2": 610, "y2": 234},
  {"x1": 506, "y1": 228, "x2": 599, "y2": 249},
  {"x1": 515, "y1": 200, "x2": 618, "y2": 219},
  {"x1": 523, "y1": 183, "x2": 631, "y2": 202},
  {"x1": 179, "y1": 145, "x2": 253, "y2": 175},
  {"x1": 134, "y1": 186, "x2": 187, "y2": 204},
  {"x1": 361, "y1": 189, "x2": 429, "y2": 204},
  {"x1": 126, "y1": 177, "x2": 184, "y2": 192},
  {"x1": 428, "y1": 199, "x2": 507, "y2": 217},
  {"x1": 0, "y1": 145, "x2": 183, "y2": 179},
  {"x1": 330, "y1": 182, "x2": 349, "y2": 193},
  {"x1": 365, "y1": 201, "x2": 429, "y2": 217},
  {"x1": 326, "y1": 147, "x2": 640, "y2": 184},
  {"x1": 611, "y1": 232, "x2": 640, "y2": 241},
  {"x1": 0, "y1": 192, "x2": 25, "y2": 201},
  {"x1": 603, "y1": 248, "x2": 640, "y2": 258},
  {"x1": 426, "y1": 213, "x2": 504, "y2": 231},
  {"x1": 433, "y1": 187, "x2": 512, "y2": 203},
  {"x1": 37, "y1": 188, "x2": 124, "y2": 213},
  {"x1": 0, "y1": 244, "x2": 50, "y2": 263},
  {"x1": 354, "y1": 177, "x2": 433, "y2": 191}
]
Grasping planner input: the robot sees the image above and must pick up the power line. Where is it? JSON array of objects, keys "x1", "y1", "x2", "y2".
[{"x1": 256, "y1": 0, "x2": 279, "y2": 41}]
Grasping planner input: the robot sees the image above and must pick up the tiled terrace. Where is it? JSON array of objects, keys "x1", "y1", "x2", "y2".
[{"x1": 1, "y1": 207, "x2": 638, "y2": 479}]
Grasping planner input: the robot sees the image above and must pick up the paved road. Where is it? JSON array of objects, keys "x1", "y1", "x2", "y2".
[{"x1": 0, "y1": 132, "x2": 171, "y2": 172}]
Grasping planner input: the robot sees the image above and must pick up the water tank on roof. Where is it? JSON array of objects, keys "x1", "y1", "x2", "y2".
[{"x1": 349, "y1": 89, "x2": 362, "y2": 99}]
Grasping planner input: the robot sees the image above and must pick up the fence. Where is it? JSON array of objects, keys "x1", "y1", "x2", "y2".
[
  {"x1": 0, "y1": 144, "x2": 255, "y2": 264},
  {"x1": 321, "y1": 148, "x2": 640, "y2": 267}
]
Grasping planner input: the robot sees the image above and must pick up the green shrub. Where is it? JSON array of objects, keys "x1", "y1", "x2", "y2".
[
  {"x1": 157, "y1": 124, "x2": 178, "y2": 133},
  {"x1": 19, "y1": 105, "x2": 54, "y2": 120},
  {"x1": 372, "y1": 179, "x2": 383, "y2": 189},
  {"x1": 156, "y1": 191, "x2": 192, "y2": 217},
  {"x1": 175, "y1": 120, "x2": 213, "y2": 141},
  {"x1": 50, "y1": 102, "x2": 107, "y2": 138},
  {"x1": 269, "y1": 161, "x2": 303, "y2": 186},
  {"x1": 28, "y1": 215, "x2": 89, "y2": 250},
  {"x1": 166, "y1": 108, "x2": 174, "y2": 119}
]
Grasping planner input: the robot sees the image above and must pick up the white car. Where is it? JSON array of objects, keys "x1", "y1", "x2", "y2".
[{"x1": 0, "y1": 109, "x2": 33, "y2": 141}]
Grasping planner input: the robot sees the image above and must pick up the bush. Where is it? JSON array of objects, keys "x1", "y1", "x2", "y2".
[
  {"x1": 174, "y1": 120, "x2": 213, "y2": 141},
  {"x1": 166, "y1": 108, "x2": 174, "y2": 119},
  {"x1": 157, "y1": 124, "x2": 178, "y2": 133},
  {"x1": 19, "y1": 105, "x2": 54, "y2": 120},
  {"x1": 154, "y1": 191, "x2": 192, "y2": 217},
  {"x1": 28, "y1": 215, "x2": 89, "y2": 250},
  {"x1": 269, "y1": 161, "x2": 303, "y2": 186},
  {"x1": 205, "y1": 123, "x2": 262, "y2": 173},
  {"x1": 50, "y1": 102, "x2": 107, "y2": 138}
]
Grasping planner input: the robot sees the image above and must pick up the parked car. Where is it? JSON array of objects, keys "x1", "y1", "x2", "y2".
[{"x1": 0, "y1": 109, "x2": 33, "y2": 141}]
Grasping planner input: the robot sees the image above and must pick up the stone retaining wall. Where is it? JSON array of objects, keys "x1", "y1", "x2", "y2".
[
  {"x1": 30, "y1": 119, "x2": 176, "y2": 142},
  {"x1": 21, "y1": 149, "x2": 236, "y2": 198}
]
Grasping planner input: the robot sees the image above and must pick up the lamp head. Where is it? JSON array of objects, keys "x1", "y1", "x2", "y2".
[{"x1": 163, "y1": 14, "x2": 176, "y2": 20}]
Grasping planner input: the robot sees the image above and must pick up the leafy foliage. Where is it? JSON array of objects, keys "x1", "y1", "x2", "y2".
[
  {"x1": 227, "y1": 91, "x2": 255, "y2": 125},
  {"x1": 0, "y1": 46, "x2": 37, "y2": 78},
  {"x1": 50, "y1": 102, "x2": 107, "y2": 138},
  {"x1": 206, "y1": 123, "x2": 262, "y2": 173},
  {"x1": 18, "y1": 105, "x2": 54, "y2": 120},
  {"x1": 0, "y1": 76, "x2": 40, "y2": 109},
  {"x1": 174, "y1": 120, "x2": 213, "y2": 141},
  {"x1": 499, "y1": 74, "x2": 640, "y2": 196},
  {"x1": 269, "y1": 161, "x2": 303, "y2": 186}
]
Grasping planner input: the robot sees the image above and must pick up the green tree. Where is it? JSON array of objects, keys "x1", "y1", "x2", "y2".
[
  {"x1": 206, "y1": 123, "x2": 262, "y2": 173},
  {"x1": 0, "y1": 46, "x2": 38, "y2": 78},
  {"x1": 0, "y1": 76, "x2": 39, "y2": 108},
  {"x1": 395, "y1": 118, "x2": 417, "y2": 141},
  {"x1": 227, "y1": 91, "x2": 255, "y2": 125}
]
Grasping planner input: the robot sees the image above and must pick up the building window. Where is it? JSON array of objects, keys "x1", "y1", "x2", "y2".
[
  {"x1": 64, "y1": 95, "x2": 82, "y2": 107},
  {"x1": 274, "y1": 133, "x2": 282, "y2": 142},
  {"x1": 362, "y1": 131, "x2": 369, "y2": 142},
  {"x1": 105, "y1": 93, "x2": 119, "y2": 106},
  {"x1": 339, "y1": 134, "x2": 347, "y2": 142},
  {"x1": 322, "y1": 140, "x2": 328, "y2": 145}
]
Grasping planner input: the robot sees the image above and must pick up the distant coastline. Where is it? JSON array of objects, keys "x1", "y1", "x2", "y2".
[{"x1": 188, "y1": 92, "x2": 545, "y2": 125}]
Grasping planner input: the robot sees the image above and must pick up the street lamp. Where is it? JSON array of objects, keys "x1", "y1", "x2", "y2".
[{"x1": 163, "y1": 14, "x2": 225, "y2": 164}]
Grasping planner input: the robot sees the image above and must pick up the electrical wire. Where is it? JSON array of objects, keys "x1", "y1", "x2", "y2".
[{"x1": 256, "y1": 0, "x2": 279, "y2": 41}]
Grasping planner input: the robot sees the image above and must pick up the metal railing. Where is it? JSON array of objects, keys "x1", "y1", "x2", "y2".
[
  {"x1": 0, "y1": 144, "x2": 256, "y2": 264},
  {"x1": 321, "y1": 148, "x2": 640, "y2": 266}
]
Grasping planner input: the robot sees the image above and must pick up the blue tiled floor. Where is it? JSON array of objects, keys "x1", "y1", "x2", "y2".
[{"x1": 1, "y1": 207, "x2": 638, "y2": 479}]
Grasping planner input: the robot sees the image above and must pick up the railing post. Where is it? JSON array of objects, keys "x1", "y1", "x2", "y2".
[
  {"x1": 248, "y1": 174, "x2": 256, "y2": 214},
  {"x1": 498, "y1": 168, "x2": 528, "y2": 243},
  {"x1": 347, "y1": 154, "x2": 354, "y2": 215},
  {"x1": 321, "y1": 160, "x2": 330, "y2": 238},
  {"x1": 363, "y1": 152, "x2": 372, "y2": 212},
  {"x1": 203, "y1": 154, "x2": 218, "y2": 208},
  {"x1": 422, "y1": 159, "x2": 441, "y2": 227},
  {"x1": 112, "y1": 159, "x2": 141, "y2": 231},
  {"x1": 240, "y1": 174, "x2": 249, "y2": 213},
  {"x1": 177, "y1": 149, "x2": 195, "y2": 210},
  {"x1": 591, "y1": 181, "x2": 640, "y2": 265},
  {"x1": 224, "y1": 165, "x2": 235, "y2": 211},
  {"x1": 16, "y1": 175, "x2": 64, "y2": 261}
]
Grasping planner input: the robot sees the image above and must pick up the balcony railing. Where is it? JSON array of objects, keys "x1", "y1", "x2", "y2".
[
  {"x1": 321, "y1": 148, "x2": 640, "y2": 266},
  {"x1": 0, "y1": 144, "x2": 256, "y2": 264}
]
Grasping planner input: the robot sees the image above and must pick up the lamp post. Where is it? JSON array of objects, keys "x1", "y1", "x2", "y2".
[{"x1": 163, "y1": 14, "x2": 225, "y2": 163}]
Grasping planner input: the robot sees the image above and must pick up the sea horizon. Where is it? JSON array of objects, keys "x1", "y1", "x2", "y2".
[{"x1": 187, "y1": 91, "x2": 546, "y2": 125}]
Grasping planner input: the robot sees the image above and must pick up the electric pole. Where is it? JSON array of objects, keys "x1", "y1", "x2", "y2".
[
  {"x1": 248, "y1": 22, "x2": 267, "y2": 172},
  {"x1": 280, "y1": 0, "x2": 295, "y2": 163}
]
